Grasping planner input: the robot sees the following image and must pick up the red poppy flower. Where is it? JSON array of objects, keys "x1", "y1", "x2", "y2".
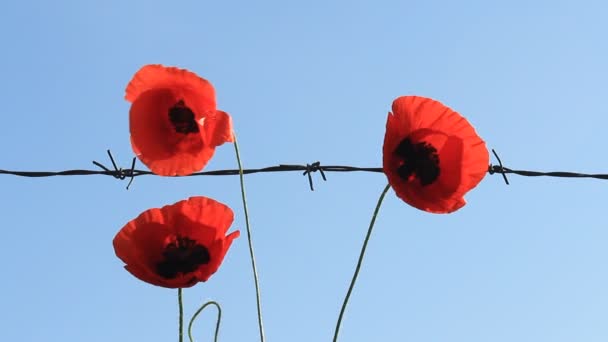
[
  {"x1": 125, "y1": 64, "x2": 234, "y2": 176},
  {"x1": 383, "y1": 96, "x2": 488, "y2": 214},
  {"x1": 113, "y1": 196, "x2": 240, "y2": 288}
]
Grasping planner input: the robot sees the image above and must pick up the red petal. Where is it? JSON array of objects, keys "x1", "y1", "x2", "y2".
[
  {"x1": 169, "y1": 197, "x2": 235, "y2": 238},
  {"x1": 113, "y1": 210, "x2": 172, "y2": 285},
  {"x1": 204, "y1": 110, "x2": 234, "y2": 146},
  {"x1": 196, "y1": 230, "x2": 240, "y2": 282},
  {"x1": 125, "y1": 64, "x2": 215, "y2": 109}
]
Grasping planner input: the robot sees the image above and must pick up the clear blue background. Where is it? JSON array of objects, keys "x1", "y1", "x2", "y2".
[{"x1": 1, "y1": 0, "x2": 607, "y2": 341}]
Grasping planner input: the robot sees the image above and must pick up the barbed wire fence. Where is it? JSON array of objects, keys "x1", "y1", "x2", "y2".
[{"x1": 2, "y1": 149, "x2": 607, "y2": 190}]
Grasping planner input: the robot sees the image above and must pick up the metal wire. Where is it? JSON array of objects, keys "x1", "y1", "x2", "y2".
[{"x1": 2, "y1": 149, "x2": 608, "y2": 190}]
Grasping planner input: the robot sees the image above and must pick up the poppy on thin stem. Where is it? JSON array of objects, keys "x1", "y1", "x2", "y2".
[
  {"x1": 383, "y1": 96, "x2": 488, "y2": 213},
  {"x1": 333, "y1": 96, "x2": 488, "y2": 340},
  {"x1": 126, "y1": 64, "x2": 234, "y2": 176},
  {"x1": 113, "y1": 196, "x2": 239, "y2": 288}
]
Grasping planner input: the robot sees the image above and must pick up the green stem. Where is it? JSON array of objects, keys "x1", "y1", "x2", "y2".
[
  {"x1": 233, "y1": 133, "x2": 266, "y2": 342},
  {"x1": 178, "y1": 288, "x2": 184, "y2": 342},
  {"x1": 187, "y1": 301, "x2": 222, "y2": 342},
  {"x1": 332, "y1": 184, "x2": 391, "y2": 342}
]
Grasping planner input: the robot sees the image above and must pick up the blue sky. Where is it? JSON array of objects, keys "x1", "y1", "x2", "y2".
[{"x1": 1, "y1": 0, "x2": 608, "y2": 341}]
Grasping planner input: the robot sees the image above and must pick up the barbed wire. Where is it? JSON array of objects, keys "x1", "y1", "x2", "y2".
[{"x1": 1, "y1": 150, "x2": 607, "y2": 190}]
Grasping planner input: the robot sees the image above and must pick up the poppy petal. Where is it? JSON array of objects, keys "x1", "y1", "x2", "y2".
[
  {"x1": 204, "y1": 110, "x2": 234, "y2": 147},
  {"x1": 114, "y1": 211, "x2": 172, "y2": 279},
  {"x1": 196, "y1": 230, "x2": 240, "y2": 282},
  {"x1": 129, "y1": 88, "x2": 185, "y2": 160},
  {"x1": 125, "y1": 64, "x2": 215, "y2": 109},
  {"x1": 124, "y1": 264, "x2": 171, "y2": 288},
  {"x1": 170, "y1": 197, "x2": 235, "y2": 238},
  {"x1": 391, "y1": 96, "x2": 460, "y2": 134},
  {"x1": 114, "y1": 210, "x2": 166, "y2": 264}
]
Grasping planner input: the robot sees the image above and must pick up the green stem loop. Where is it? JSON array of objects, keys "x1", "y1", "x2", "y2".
[
  {"x1": 332, "y1": 184, "x2": 391, "y2": 342},
  {"x1": 233, "y1": 133, "x2": 266, "y2": 342},
  {"x1": 188, "y1": 300, "x2": 222, "y2": 342}
]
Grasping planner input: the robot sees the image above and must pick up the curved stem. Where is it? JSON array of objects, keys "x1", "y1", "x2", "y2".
[
  {"x1": 187, "y1": 301, "x2": 222, "y2": 342},
  {"x1": 178, "y1": 288, "x2": 184, "y2": 342},
  {"x1": 332, "y1": 183, "x2": 391, "y2": 342},
  {"x1": 233, "y1": 133, "x2": 266, "y2": 342}
]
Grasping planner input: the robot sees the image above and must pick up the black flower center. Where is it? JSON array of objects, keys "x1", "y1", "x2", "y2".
[
  {"x1": 168, "y1": 100, "x2": 200, "y2": 134},
  {"x1": 156, "y1": 236, "x2": 210, "y2": 279},
  {"x1": 394, "y1": 137, "x2": 440, "y2": 186}
]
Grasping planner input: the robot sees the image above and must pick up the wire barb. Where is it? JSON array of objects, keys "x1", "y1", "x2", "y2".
[
  {"x1": 92, "y1": 150, "x2": 138, "y2": 189},
  {"x1": 126, "y1": 157, "x2": 137, "y2": 190},
  {"x1": 302, "y1": 161, "x2": 326, "y2": 191},
  {"x1": 488, "y1": 149, "x2": 510, "y2": 185}
]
